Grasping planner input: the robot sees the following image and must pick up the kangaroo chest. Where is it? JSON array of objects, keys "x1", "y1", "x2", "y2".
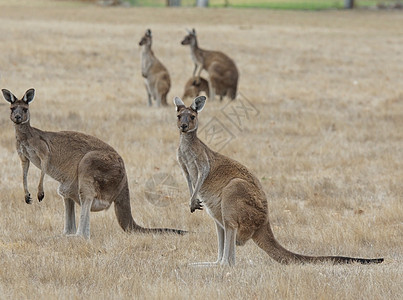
[
  {"x1": 191, "y1": 51, "x2": 198, "y2": 65},
  {"x1": 178, "y1": 147, "x2": 199, "y2": 184},
  {"x1": 141, "y1": 50, "x2": 154, "y2": 78},
  {"x1": 17, "y1": 139, "x2": 42, "y2": 169},
  {"x1": 180, "y1": 148, "x2": 222, "y2": 220},
  {"x1": 16, "y1": 135, "x2": 69, "y2": 184},
  {"x1": 192, "y1": 52, "x2": 205, "y2": 68}
]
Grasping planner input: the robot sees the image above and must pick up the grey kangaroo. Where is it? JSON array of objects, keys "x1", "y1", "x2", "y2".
[
  {"x1": 2, "y1": 88, "x2": 185, "y2": 239},
  {"x1": 139, "y1": 29, "x2": 171, "y2": 107},
  {"x1": 181, "y1": 29, "x2": 238, "y2": 101},
  {"x1": 174, "y1": 95, "x2": 383, "y2": 266},
  {"x1": 182, "y1": 76, "x2": 210, "y2": 100}
]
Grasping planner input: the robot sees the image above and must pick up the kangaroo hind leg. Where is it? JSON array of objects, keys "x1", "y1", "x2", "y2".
[
  {"x1": 63, "y1": 197, "x2": 77, "y2": 235},
  {"x1": 75, "y1": 151, "x2": 107, "y2": 239},
  {"x1": 76, "y1": 178, "x2": 95, "y2": 239},
  {"x1": 75, "y1": 151, "x2": 124, "y2": 239},
  {"x1": 189, "y1": 220, "x2": 224, "y2": 267},
  {"x1": 220, "y1": 225, "x2": 237, "y2": 266},
  {"x1": 220, "y1": 178, "x2": 267, "y2": 265}
]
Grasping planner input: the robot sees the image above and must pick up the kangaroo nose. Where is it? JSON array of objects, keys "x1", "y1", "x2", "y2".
[
  {"x1": 181, "y1": 124, "x2": 188, "y2": 130},
  {"x1": 15, "y1": 115, "x2": 21, "y2": 121}
]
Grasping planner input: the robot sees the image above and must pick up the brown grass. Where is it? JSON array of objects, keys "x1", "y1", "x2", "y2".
[{"x1": 0, "y1": 1, "x2": 402, "y2": 299}]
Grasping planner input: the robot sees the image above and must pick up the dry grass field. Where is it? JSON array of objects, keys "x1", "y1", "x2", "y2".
[{"x1": 0, "y1": 1, "x2": 402, "y2": 299}]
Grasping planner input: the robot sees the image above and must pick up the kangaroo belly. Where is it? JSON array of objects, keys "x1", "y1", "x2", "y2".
[
  {"x1": 58, "y1": 182, "x2": 79, "y2": 200},
  {"x1": 200, "y1": 194, "x2": 223, "y2": 226}
]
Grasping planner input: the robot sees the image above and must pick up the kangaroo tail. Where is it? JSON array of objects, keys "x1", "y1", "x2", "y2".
[
  {"x1": 252, "y1": 222, "x2": 383, "y2": 265},
  {"x1": 113, "y1": 179, "x2": 186, "y2": 235}
]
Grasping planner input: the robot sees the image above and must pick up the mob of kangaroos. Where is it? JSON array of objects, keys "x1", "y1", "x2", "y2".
[
  {"x1": 139, "y1": 29, "x2": 171, "y2": 107},
  {"x1": 2, "y1": 88, "x2": 185, "y2": 239},
  {"x1": 181, "y1": 29, "x2": 239, "y2": 101},
  {"x1": 174, "y1": 95, "x2": 383, "y2": 266}
]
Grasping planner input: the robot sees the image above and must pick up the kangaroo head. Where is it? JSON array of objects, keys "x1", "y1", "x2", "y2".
[
  {"x1": 139, "y1": 29, "x2": 152, "y2": 46},
  {"x1": 181, "y1": 28, "x2": 197, "y2": 46},
  {"x1": 174, "y1": 96, "x2": 206, "y2": 133},
  {"x1": 2, "y1": 88, "x2": 35, "y2": 125}
]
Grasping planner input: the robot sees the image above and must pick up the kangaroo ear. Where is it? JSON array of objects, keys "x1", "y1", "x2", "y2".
[
  {"x1": 146, "y1": 29, "x2": 152, "y2": 37},
  {"x1": 23, "y1": 88, "x2": 35, "y2": 104},
  {"x1": 174, "y1": 96, "x2": 186, "y2": 111},
  {"x1": 190, "y1": 95, "x2": 206, "y2": 113},
  {"x1": 2, "y1": 89, "x2": 17, "y2": 104},
  {"x1": 192, "y1": 28, "x2": 196, "y2": 35}
]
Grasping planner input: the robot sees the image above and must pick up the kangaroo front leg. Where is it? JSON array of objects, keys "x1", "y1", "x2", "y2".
[
  {"x1": 192, "y1": 64, "x2": 203, "y2": 85},
  {"x1": 63, "y1": 198, "x2": 76, "y2": 235},
  {"x1": 19, "y1": 155, "x2": 32, "y2": 204},
  {"x1": 179, "y1": 160, "x2": 193, "y2": 197},
  {"x1": 192, "y1": 63, "x2": 198, "y2": 78},
  {"x1": 188, "y1": 156, "x2": 210, "y2": 212},
  {"x1": 195, "y1": 64, "x2": 203, "y2": 84},
  {"x1": 189, "y1": 163, "x2": 209, "y2": 213},
  {"x1": 37, "y1": 167, "x2": 46, "y2": 202},
  {"x1": 37, "y1": 144, "x2": 50, "y2": 202}
]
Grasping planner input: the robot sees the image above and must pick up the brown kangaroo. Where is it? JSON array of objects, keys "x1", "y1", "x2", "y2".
[
  {"x1": 182, "y1": 76, "x2": 210, "y2": 100},
  {"x1": 181, "y1": 29, "x2": 238, "y2": 101},
  {"x1": 2, "y1": 88, "x2": 186, "y2": 239},
  {"x1": 174, "y1": 95, "x2": 383, "y2": 266},
  {"x1": 139, "y1": 29, "x2": 171, "y2": 107}
]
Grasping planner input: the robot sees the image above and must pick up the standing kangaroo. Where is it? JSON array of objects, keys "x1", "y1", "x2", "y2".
[
  {"x1": 182, "y1": 76, "x2": 210, "y2": 100},
  {"x1": 174, "y1": 96, "x2": 383, "y2": 266},
  {"x1": 181, "y1": 29, "x2": 238, "y2": 101},
  {"x1": 139, "y1": 29, "x2": 171, "y2": 107},
  {"x1": 2, "y1": 88, "x2": 185, "y2": 239}
]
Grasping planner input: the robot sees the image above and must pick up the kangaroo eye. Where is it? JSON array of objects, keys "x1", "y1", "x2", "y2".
[
  {"x1": 23, "y1": 108, "x2": 28, "y2": 113},
  {"x1": 10, "y1": 107, "x2": 16, "y2": 112},
  {"x1": 191, "y1": 115, "x2": 195, "y2": 120},
  {"x1": 177, "y1": 115, "x2": 181, "y2": 119}
]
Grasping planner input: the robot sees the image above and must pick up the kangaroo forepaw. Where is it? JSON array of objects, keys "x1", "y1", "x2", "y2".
[
  {"x1": 25, "y1": 194, "x2": 32, "y2": 204},
  {"x1": 190, "y1": 199, "x2": 203, "y2": 213},
  {"x1": 38, "y1": 191, "x2": 44, "y2": 202},
  {"x1": 192, "y1": 78, "x2": 201, "y2": 86}
]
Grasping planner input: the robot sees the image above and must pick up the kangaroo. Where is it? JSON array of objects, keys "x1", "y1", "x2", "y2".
[
  {"x1": 182, "y1": 76, "x2": 210, "y2": 100},
  {"x1": 139, "y1": 29, "x2": 171, "y2": 107},
  {"x1": 174, "y1": 95, "x2": 383, "y2": 266},
  {"x1": 2, "y1": 88, "x2": 186, "y2": 239},
  {"x1": 181, "y1": 29, "x2": 238, "y2": 101}
]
